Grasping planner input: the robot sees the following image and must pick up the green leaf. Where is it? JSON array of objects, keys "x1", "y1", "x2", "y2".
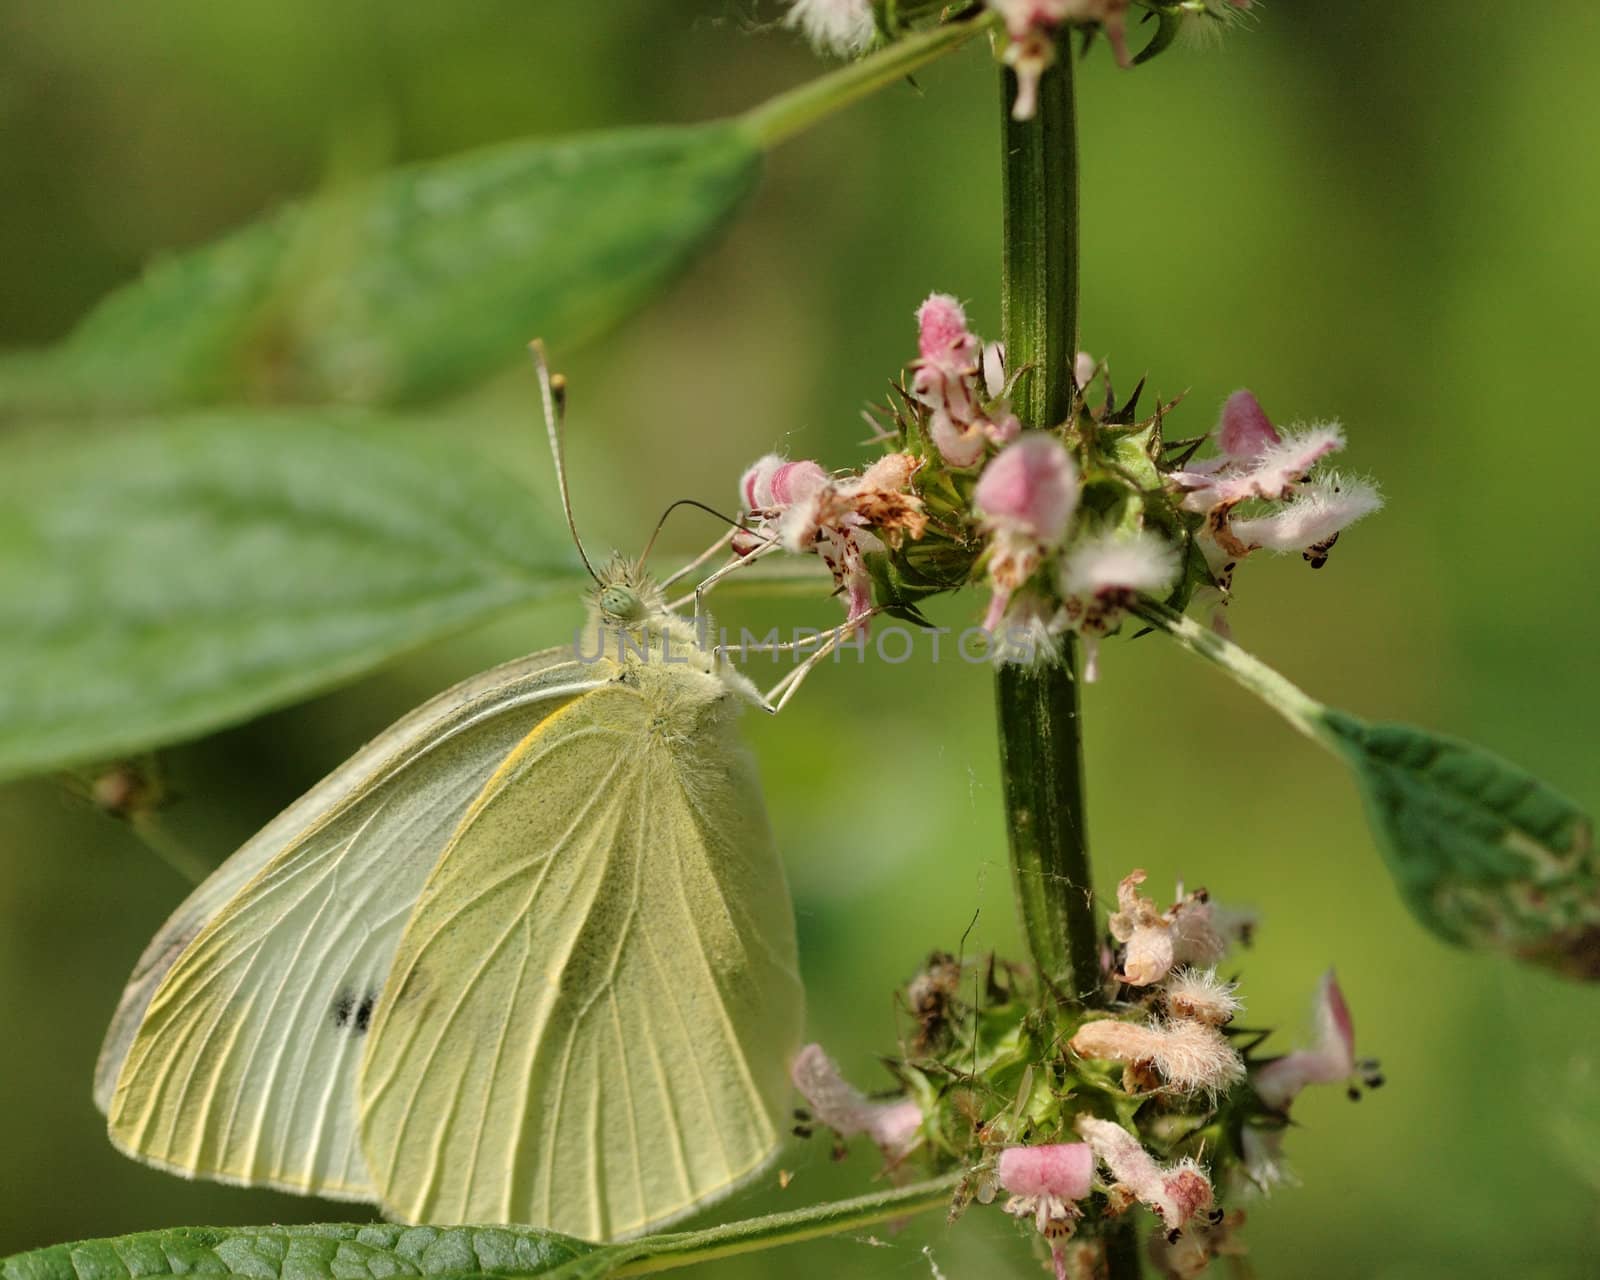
[
  {"x1": 0, "y1": 1180, "x2": 962, "y2": 1280},
  {"x1": 1320, "y1": 712, "x2": 1600, "y2": 979},
  {"x1": 0, "y1": 411, "x2": 584, "y2": 782},
  {"x1": 1141, "y1": 601, "x2": 1600, "y2": 979},
  {"x1": 2, "y1": 123, "x2": 760, "y2": 414},
  {"x1": 0, "y1": 1225, "x2": 598, "y2": 1280}
]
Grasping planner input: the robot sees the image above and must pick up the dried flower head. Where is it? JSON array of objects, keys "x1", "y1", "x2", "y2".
[
  {"x1": 1108, "y1": 871, "x2": 1228, "y2": 986},
  {"x1": 1070, "y1": 1016, "x2": 1245, "y2": 1097},
  {"x1": 1162, "y1": 967, "x2": 1243, "y2": 1027}
]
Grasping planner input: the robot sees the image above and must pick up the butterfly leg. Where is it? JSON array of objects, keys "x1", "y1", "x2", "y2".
[
  {"x1": 673, "y1": 539, "x2": 785, "y2": 622},
  {"x1": 757, "y1": 611, "x2": 880, "y2": 713}
]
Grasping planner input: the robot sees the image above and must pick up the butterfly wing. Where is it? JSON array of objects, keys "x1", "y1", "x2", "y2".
[
  {"x1": 358, "y1": 679, "x2": 803, "y2": 1238},
  {"x1": 102, "y1": 648, "x2": 604, "y2": 1200}
]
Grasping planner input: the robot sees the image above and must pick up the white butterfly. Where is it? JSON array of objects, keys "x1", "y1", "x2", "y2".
[{"x1": 95, "y1": 346, "x2": 835, "y2": 1240}]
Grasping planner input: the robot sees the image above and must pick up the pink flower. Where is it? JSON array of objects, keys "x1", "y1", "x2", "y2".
[
  {"x1": 791, "y1": 1043, "x2": 923, "y2": 1160},
  {"x1": 976, "y1": 435, "x2": 1079, "y2": 539},
  {"x1": 994, "y1": 3, "x2": 1133, "y2": 119},
  {"x1": 909, "y1": 294, "x2": 1018, "y2": 467},
  {"x1": 738, "y1": 452, "x2": 926, "y2": 625},
  {"x1": 1075, "y1": 1116, "x2": 1217, "y2": 1234},
  {"x1": 974, "y1": 434, "x2": 1081, "y2": 631},
  {"x1": 1174, "y1": 425, "x2": 1346, "y2": 512},
  {"x1": 1252, "y1": 970, "x2": 1371, "y2": 1111},
  {"x1": 1169, "y1": 390, "x2": 1381, "y2": 627},
  {"x1": 916, "y1": 293, "x2": 981, "y2": 377},
  {"x1": 996, "y1": 1144, "x2": 1093, "y2": 1279},
  {"x1": 998, "y1": 1143, "x2": 1094, "y2": 1201},
  {"x1": 741, "y1": 453, "x2": 828, "y2": 514}
]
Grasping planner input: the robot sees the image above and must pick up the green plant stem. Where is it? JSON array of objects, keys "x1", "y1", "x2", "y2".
[
  {"x1": 740, "y1": 12, "x2": 999, "y2": 150},
  {"x1": 1135, "y1": 599, "x2": 1329, "y2": 740},
  {"x1": 995, "y1": 45, "x2": 1138, "y2": 1280},
  {"x1": 994, "y1": 54, "x2": 1101, "y2": 1006},
  {"x1": 610, "y1": 1174, "x2": 961, "y2": 1274},
  {"x1": 999, "y1": 57, "x2": 1079, "y2": 433}
]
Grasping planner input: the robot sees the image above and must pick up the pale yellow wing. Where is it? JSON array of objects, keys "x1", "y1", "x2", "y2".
[
  {"x1": 103, "y1": 649, "x2": 605, "y2": 1200},
  {"x1": 358, "y1": 680, "x2": 803, "y2": 1239}
]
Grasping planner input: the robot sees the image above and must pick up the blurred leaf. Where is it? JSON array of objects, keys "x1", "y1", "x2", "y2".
[
  {"x1": 1321, "y1": 712, "x2": 1600, "y2": 980},
  {"x1": 0, "y1": 412, "x2": 584, "y2": 781},
  {"x1": 0, "y1": 123, "x2": 761, "y2": 414},
  {"x1": 0, "y1": 1224, "x2": 600, "y2": 1280}
]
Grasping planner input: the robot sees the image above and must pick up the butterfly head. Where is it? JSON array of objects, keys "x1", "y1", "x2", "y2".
[{"x1": 592, "y1": 554, "x2": 665, "y2": 627}]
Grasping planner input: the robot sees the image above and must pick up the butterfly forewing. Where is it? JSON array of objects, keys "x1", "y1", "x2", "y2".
[
  {"x1": 103, "y1": 649, "x2": 600, "y2": 1198},
  {"x1": 358, "y1": 678, "x2": 803, "y2": 1238}
]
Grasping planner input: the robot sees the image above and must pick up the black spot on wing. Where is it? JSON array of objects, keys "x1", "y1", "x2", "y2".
[{"x1": 331, "y1": 987, "x2": 379, "y2": 1035}]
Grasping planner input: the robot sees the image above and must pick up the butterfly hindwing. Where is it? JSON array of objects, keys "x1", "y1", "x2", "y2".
[
  {"x1": 358, "y1": 674, "x2": 804, "y2": 1239},
  {"x1": 102, "y1": 649, "x2": 601, "y2": 1199}
]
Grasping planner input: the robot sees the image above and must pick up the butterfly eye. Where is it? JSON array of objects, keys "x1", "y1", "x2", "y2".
[{"x1": 599, "y1": 585, "x2": 647, "y2": 622}]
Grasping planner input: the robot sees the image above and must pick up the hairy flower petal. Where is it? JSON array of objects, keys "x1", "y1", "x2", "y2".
[
  {"x1": 1179, "y1": 425, "x2": 1346, "y2": 510},
  {"x1": 1075, "y1": 1116, "x2": 1216, "y2": 1231},
  {"x1": 1070, "y1": 1017, "x2": 1244, "y2": 1095},
  {"x1": 1228, "y1": 475, "x2": 1382, "y2": 561},
  {"x1": 1060, "y1": 530, "x2": 1179, "y2": 599},
  {"x1": 997, "y1": 1143, "x2": 1094, "y2": 1202},
  {"x1": 1163, "y1": 967, "x2": 1243, "y2": 1027},
  {"x1": 791, "y1": 1043, "x2": 923, "y2": 1158}
]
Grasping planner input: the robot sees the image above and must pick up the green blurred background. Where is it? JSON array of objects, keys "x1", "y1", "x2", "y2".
[{"x1": 3, "y1": 2, "x2": 1598, "y2": 1276}]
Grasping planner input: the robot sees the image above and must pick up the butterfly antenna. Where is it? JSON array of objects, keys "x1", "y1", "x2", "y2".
[
  {"x1": 637, "y1": 498, "x2": 766, "y2": 572},
  {"x1": 529, "y1": 340, "x2": 600, "y2": 585}
]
